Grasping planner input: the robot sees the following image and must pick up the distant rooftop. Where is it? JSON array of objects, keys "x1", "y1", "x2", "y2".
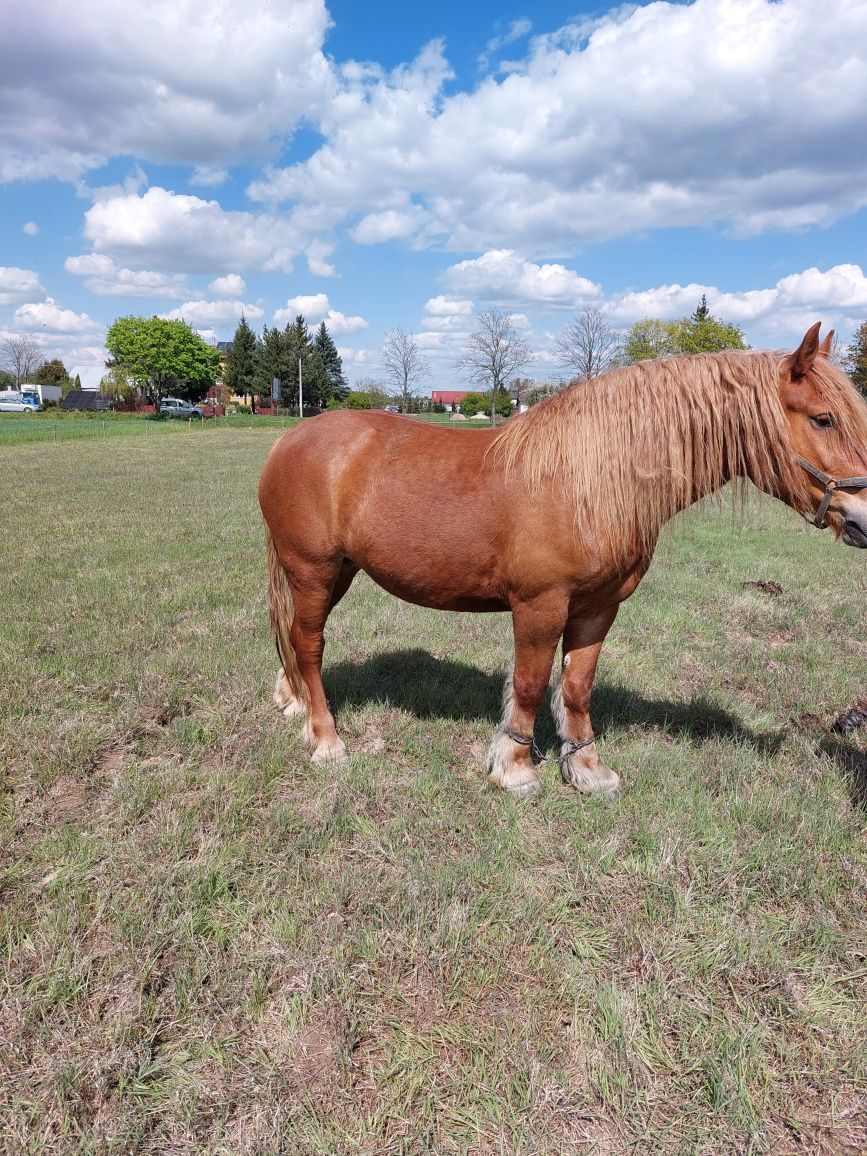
[{"x1": 67, "y1": 366, "x2": 105, "y2": 392}]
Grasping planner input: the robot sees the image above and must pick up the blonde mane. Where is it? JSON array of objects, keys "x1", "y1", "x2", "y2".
[{"x1": 492, "y1": 349, "x2": 867, "y2": 561}]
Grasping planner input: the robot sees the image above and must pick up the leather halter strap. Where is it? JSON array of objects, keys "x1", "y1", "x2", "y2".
[{"x1": 797, "y1": 456, "x2": 867, "y2": 528}]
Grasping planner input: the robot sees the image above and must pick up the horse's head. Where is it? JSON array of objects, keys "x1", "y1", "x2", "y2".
[{"x1": 779, "y1": 323, "x2": 867, "y2": 548}]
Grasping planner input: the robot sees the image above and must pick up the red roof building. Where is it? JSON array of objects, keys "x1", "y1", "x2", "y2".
[{"x1": 431, "y1": 390, "x2": 469, "y2": 408}]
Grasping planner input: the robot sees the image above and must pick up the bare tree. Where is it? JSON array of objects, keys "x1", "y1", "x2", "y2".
[
  {"x1": 555, "y1": 306, "x2": 621, "y2": 382},
  {"x1": 457, "y1": 308, "x2": 533, "y2": 422},
  {"x1": 1, "y1": 334, "x2": 43, "y2": 386},
  {"x1": 381, "y1": 328, "x2": 430, "y2": 411}
]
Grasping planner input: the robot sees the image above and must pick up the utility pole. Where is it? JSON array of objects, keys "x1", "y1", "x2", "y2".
[{"x1": 299, "y1": 357, "x2": 303, "y2": 418}]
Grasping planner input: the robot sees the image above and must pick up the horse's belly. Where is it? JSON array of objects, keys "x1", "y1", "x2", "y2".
[{"x1": 360, "y1": 566, "x2": 509, "y2": 613}]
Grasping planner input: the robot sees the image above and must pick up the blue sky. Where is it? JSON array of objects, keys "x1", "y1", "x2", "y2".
[{"x1": 2, "y1": 0, "x2": 867, "y2": 390}]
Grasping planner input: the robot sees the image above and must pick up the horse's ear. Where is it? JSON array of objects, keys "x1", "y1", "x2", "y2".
[
  {"x1": 818, "y1": 329, "x2": 834, "y2": 359},
  {"x1": 791, "y1": 322, "x2": 823, "y2": 378}
]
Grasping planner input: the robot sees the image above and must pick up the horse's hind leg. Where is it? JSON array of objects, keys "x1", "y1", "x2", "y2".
[
  {"x1": 552, "y1": 607, "x2": 620, "y2": 795},
  {"x1": 274, "y1": 560, "x2": 357, "y2": 721},
  {"x1": 288, "y1": 560, "x2": 357, "y2": 762}
]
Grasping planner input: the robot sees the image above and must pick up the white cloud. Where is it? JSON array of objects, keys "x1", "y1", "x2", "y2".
[
  {"x1": 350, "y1": 204, "x2": 430, "y2": 245},
  {"x1": 22, "y1": 221, "x2": 39, "y2": 236},
  {"x1": 305, "y1": 241, "x2": 337, "y2": 278},
  {"x1": 65, "y1": 253, "x2": 189, "y2": 298},
  {"x1": 605, "y1": 264, "x2": 867, "y2": 335},
  {"x1": 190, "y1": 166, "x2": 229, "y2": 188},
  {"x1": 12, "y1": 299, "x2": 99, "y2": 334},
  {"x1": 0, "y1": 267, "x2": 45, "y2": 306},
  {"x1": 273, "y1": 292, "x2": 366, "y2": 333},
  {"x1": 0, "y1": 0, "x2": 333, "y2": 183},
  {"x1": 209, "y1": 273, "x2": 246, "y2": 297},
  {"x1": 162, "y1": 299, "x2": 264, "y2": 326},
  {"x1": 443, "y1": 250, "x2": 601, "y2": 307},
  {"x1": 248, "y1": 0, "x2": 867, "y2": 253},
  {"x1": 82, "y1": 186, "x2": 305, "y2": 273}
]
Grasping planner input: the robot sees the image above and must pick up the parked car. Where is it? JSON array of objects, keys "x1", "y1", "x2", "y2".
[
  {"x1": 160, "y1": 397, "x2": 204, "y2": 418},
  {"x1": 0, "y1": 389, "x2": 41, "y2": 413}
]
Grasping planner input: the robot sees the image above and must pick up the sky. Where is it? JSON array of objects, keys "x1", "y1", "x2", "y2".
[{"x1": 2, "y1": 0, "x2": 867, "y2": 391}]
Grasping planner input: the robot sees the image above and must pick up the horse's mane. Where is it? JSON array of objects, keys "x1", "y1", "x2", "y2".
[{"x1": 492, "y1": 349, "x2": 867, "y2": 560}]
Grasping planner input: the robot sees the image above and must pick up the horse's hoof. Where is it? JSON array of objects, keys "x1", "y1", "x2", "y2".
[
  {"x1": 505, "y1": 777, "x2": 544, "y2": 800},
  {"x1": 561, "y1": 758, "x2": 620, "y2": 797},
  {"x1": 311, "y1": 738, "x2": 348, "y2": 763}
]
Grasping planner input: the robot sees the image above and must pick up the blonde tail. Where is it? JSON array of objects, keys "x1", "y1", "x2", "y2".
[{"x1": 267, "y1": 531, "x2": 308, "y2": 714}]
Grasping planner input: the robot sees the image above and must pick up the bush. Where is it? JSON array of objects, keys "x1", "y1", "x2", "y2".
[
  {"x1": 344, "y1": 390, "x2": 373, "y2": 410},
  {"x1": 233, "y1": 403, "x2": 251, "y2": 415}
]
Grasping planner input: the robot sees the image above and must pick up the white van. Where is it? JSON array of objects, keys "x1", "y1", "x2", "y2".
[{"x1": 0, "y1": 390, "x2": 41, "y2": 413}]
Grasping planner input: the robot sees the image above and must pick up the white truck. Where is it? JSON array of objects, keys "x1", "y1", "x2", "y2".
[{"x1": 19, "y1": 382, "x2": 62, "y2": 405}]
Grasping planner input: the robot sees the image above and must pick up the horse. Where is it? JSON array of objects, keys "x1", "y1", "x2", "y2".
[{"x1": 258, "y1": 324, "x2": 867, "y2": 798}]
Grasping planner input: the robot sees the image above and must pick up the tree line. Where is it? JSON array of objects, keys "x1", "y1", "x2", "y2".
[{"x1": 3, "y1": 301, "x2": 866, "y2": 415}]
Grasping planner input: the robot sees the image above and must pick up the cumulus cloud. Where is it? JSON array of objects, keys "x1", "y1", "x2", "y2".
[
  {"x1": 162, "y1": 299, "x2": 263, "y2": 326},
  {"x1": 605, "y1": 264, "x2": 867, "y2": 335},
  {"x1": 82, "y1": 187, "x2": 305, "y2": 273},
  {"x1": 0, "y1": 267, "x2": 45, "y2": 306},
  {"x1": 0, "y1": 0, "x2": 333, "y2": 183},
  {"x1": 209, "y1": 273, "x2": 246, "y2": 297},
  {"x1": 443, "y1": 250, "x2": 601, "y2": 307},
  {"x1": 22, "y1": 221, "x2": 39, "y2": 236},
  {"x1": 65, "y1": 253, "x2": 190, "y2": 298},
  {"x1": 249, "y1": 0, "x2": 867, "y2": 253},
  {"x1": 12, "y1": 299, "x2": 100, "y2": 334},
  {"x1": 273, "y1": 292, "x2": 366, "y2": 333}
]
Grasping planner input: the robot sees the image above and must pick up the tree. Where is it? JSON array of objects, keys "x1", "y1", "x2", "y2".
[
  {"x1": 314, "y1": 321, "x2": 347, "y2": 404},
  {"x1": 354, "y1": 377, "x2": 390, "y2": 410},
  {"x1": 34, "y1": 358, "x2": 70, "y2": 387},
  {"x1": 0, "y1": 370, "x2": 14, "y2": 390},
  {"x1": 457, "y1": 308, "x2": 533, "y2": 422},
  {"x1": 226, "y1": 316, "x2": 262, "y2": 411},
  {"x1": 844, "y1": 321, "x2": 867, "y2": 396},
  {"x1": 100, "y1": 365, "x2": 135, "y2": 403},
  {"x1": 344, "y1": 390, "x2": 373, "y2": 409},
  {"x1": 1, "y1": 334, "x2": 42, "y2": 386},
  {"x1": 460, "y1": 389, "x2": 510, "y2": 418},
  {"x1": 382, "y1": 328, "x2": 430, "y2": 411},
  {"x1": 555, "y1": 306, "x2": 622, "y2": 382},
  {"x1": 622, "y1": 318, "x2": 679, "y2": 362},
  {"x1": 623, "y1": 300, "x2": 748, "y2": 363},
  {"x1": 105, "y1": 315, "x2": 219, "y2": 409}
]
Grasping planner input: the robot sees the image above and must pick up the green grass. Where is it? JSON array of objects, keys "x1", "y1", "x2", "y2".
[{"x1": 1, "y1": 429, "x2": 866, "y2": 1154}]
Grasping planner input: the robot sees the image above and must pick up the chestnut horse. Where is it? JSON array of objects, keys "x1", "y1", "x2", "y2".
[{"x1": 258, "y1": 324, "x2": 867, "y2": 797}]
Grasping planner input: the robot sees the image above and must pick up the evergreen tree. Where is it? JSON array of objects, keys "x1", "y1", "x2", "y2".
[
  {"x1": 225, "y1": 315, "x2": 261, "y2": 411},
  {"x1": 844, "y1": 321, "x2": 867, "y2": 396},
  {"x1": 314, "y1": 321, "x2": 347, "y2": 403},
  {"x1": 692, "y1": 294, "x2": 711, "y2": 323},
  {"x1": 260, "y1": 325, "x2": 293, "y2": 406}
]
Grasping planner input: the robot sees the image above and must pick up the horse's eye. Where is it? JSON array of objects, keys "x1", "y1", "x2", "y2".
[{"x1": 809, "y1": 413, "x2": 835, "y2": 429}]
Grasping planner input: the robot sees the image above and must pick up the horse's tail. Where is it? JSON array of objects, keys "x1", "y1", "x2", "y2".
[{"x1": 266, "y1": 530, "x2": 308, "y2": 711}]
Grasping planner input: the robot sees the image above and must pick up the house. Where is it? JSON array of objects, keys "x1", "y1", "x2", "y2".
[
  {"x1": 67, "y1": 366, "x2": 106, "y2": 392},
  {"x1": 431, "y1": 389, "x2": 470, "y2": 411}
]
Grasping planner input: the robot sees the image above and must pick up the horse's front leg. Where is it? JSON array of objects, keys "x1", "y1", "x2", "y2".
[
  {"x1": 552, "y1": 606, "x2": 620, "y2": 795},
  {"x1": 488, "y1": 600, "x2": 566, "y2": 798}
]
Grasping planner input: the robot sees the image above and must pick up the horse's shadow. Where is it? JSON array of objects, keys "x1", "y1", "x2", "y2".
[
  {"x1": 819, "y1": 738, "x2": 867, "y2": 814},
  {"x1": 324, "y1": 647, "x2": 781, "y2": 755}
]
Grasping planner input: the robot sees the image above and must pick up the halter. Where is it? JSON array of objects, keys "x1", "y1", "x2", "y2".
[{"x1": 797, "y1": 456, "x2": 867, "y2": 529}]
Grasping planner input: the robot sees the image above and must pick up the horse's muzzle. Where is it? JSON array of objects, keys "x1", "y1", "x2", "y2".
[{"x1": 842, "y1": 518, "x2": 867, "y2": 548}]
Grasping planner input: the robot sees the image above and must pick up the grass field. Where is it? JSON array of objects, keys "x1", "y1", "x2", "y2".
[{"x1": 1, "y1": 425, "x2": 865, "y2": 1154}]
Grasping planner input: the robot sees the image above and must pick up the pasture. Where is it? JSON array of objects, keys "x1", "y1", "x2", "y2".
[{"x1": 1, "y1": 424, "x2": 866, "y2": 1154}]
